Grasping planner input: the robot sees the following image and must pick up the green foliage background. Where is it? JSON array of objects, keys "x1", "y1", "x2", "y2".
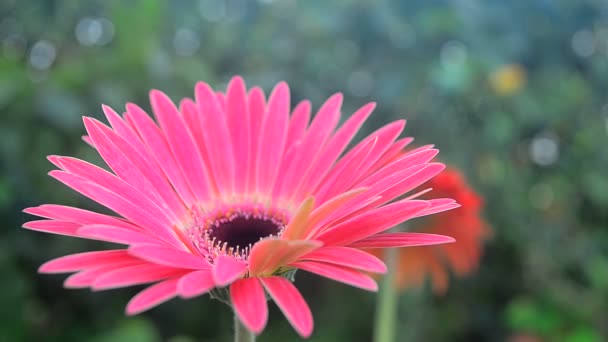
[{"x1": 1, "y1": 0, "x2": 607, "y2": 341}]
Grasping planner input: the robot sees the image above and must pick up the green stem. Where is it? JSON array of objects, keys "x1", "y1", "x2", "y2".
[
  {"x1": 373, "y1": 248, "x2": 399, "y2": 342},
  {"x1": 234, "y1": 314, "x2": 256, "y2": 342}
]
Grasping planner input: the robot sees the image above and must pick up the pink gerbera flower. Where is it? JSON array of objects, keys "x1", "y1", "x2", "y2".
[{"x1": 23, "y1": 77, "x2": 458, "y2": 338}]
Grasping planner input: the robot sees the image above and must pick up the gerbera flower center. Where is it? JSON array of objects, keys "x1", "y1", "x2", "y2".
[{"x1": 189, "y1": 207, "x2": 288, "y2": 260}]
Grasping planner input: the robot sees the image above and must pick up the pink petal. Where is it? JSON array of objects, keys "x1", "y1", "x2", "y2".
[
  {"x1": 92, "y1": 263, "x2": 186, "y2": 290},
  {"x1": 38, "y1": 250, "x2": 132, "y2": 273},
  {"x1": 272, "y1": 100, "x2": 311, "y2": 199},
  {"x1": 278, "y1": 93, "x2": 342, "y2": 200},
  {"x1": 311, "y1": 195, "x2": 383, "y2": 235},
  {"x1": 179, "y1": 98, "x2": 209, "y2": 170},
  {"x1": 319, "y1": 121, "x2": 406, "y2": 201},
  {"x1": 230, "y1": 277, "x2": 268, "y2": 335},
  {"x1": 84, "y1": 116, "x2": 185, "y2": 218},
  {"x1": 128, "y1": 244, "x2": 210, "y2": 270},
  {"x1": 102, "y1": 105, "x2": 142, "y2": 147},
  {"x1": 260, "y1": 276, "x2": 313, "y2": 338},
  {"x1": 360, "y1": 148, "x2": 439, "y2": 187},
  {"x1": 344, "y1": 163, "x2": 446, "y2": 217},
  {"x1": 49, "y1": 170, "x2": 183, "y2": 249},
  {"x1": 64, "y1": 261, "x2": 141, "y2": 288},
  {"x1": 64, "y1": 268, "x2": 110, "y2": 289},
  {"x1": 315, "y1": 200, "x2": 430, "y2": 245},
  {"x1": 177, "y1": 270, "x2": 215, "y2": 298},
  {"x1": 302, "y1": 188, "x2": 368, "y2": 238},
  {"x1": 126, "y1": 277, "x2": 180, "y2": 315},
  {"x1": 348, "y1": 232, "x2": 456, "y2": 248},
  {"x1": 351, "y1": 164, "x2": 428, "y2": 207},
  {"x1": 195, "y1": 82, "x2": 235, "y2": 194},
  {"x1": 212, "y1": 255, "x2": 247, "y2": 286},
  {"x1": 215, "y1": 91, "x2": 226, "y2": 109},
  {"x1": 371, "y1": 137, "x2": 415, "y2": 170},
  {"x1": 246, "y1": 87, "x2": 266, "y2": 194},
  {"x1": 412, "y1": 199, "x2": 461, "y2": 217},
  {"x1": 255, "y1": 82, "x2": 289, "y2": 195},
  {"x1": 77, "y1": 225, "x2": 161, "y2": 245},
  {"x1": 348, "y1": 121, "x2": 406, "y2": 183},
  {"x1": 313, "y1": 136, "x2": 378, "y2": 203},
  {"x1": 150, "y1": 90, "x2": 212, "y2": 201},
  {"x1": 290, "y1": 261, "x2": 378, "y2": 291},
  {"x1": 363, "y1": 144, "x2": 435, "y2": 181},
  {"x1": 284, "y1": 101, "x2": 311, "y2": 154},
  {"x1": 22, "y1": 220, "x2": 80, "y2": 236},
  {"x1": 226, "y1": 77, "x2": 250, "y2": 195},
  {"x1": 82, "y1": 135, "x2": 93, "y2": 146},
  {"x1": 126, "y1": 103, "x2": 196, "y2": 205},
  {"x1": 24, "y1": 204, "x2": 136, "y2": 230},
  {"x1": 296, "y1": 102, "x2": 375, "y2": 197},
  {"x1": 49, "y1": 156, "x2": 172, "y2": 225},
  {"x1": 300, "y1": 247, "x2": 387, "y2": 273},
  {"x1": 366, "y1": 163, "x2": 447, "y2": 209}
]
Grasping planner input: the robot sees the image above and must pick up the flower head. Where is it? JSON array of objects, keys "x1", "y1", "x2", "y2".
[
  {"x1": 23, "y1": 77, "x2": 457, "y2": 338},
  {"x1": 373, "y1": 167, "x2": 491, "y2": 294}
]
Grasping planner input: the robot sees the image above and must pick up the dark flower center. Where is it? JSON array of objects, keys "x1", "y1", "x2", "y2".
[{"x1": 205, "y1": 214, "x2": 285, "y2": 258}]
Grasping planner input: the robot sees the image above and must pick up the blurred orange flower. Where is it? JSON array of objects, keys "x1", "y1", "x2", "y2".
[
  {"x1": 372, "y1": 167, "x2": 491, "y2": 294},
  {"x1": 488, "y1": 63, "x2": 527, "y2": 96}
]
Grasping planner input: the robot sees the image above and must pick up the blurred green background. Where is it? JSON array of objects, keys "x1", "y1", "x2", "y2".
[{"x1": 1, "y1": 0, "x2": 608, "y2": 341}]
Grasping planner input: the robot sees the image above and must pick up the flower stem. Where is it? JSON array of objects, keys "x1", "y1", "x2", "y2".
[
  {"x1": 373, "y1": 248, "x2": 398, "y2": 342},
  {"x1": 234, "y1": 314, "x2": 256, "y2": 342}
]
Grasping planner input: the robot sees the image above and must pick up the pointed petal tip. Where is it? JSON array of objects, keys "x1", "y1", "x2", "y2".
[
  {"x1": 101, "y1": 104, "x2": 117, "y2": 116},
  {"x1": 448, "y1": 203, "x2": 462, "y2": 212},
  {"x1": 376, "y1": 262, "x2": 388, "y2": 274},
  {"x1": 47, "y1": 169, "x2": 62, "y2": 179},
  {"x1": 179, "y1": 97, "x2": 195, "y2": 108},
  {"x1": 149, "y1": 88, "x2": 164, "y2": 98},
  {"x1": 63, "y1": 282, "x2": 84, "y2": 289},
  {"x1": 229, "y1": 75, "x2": 246, "y2": 87},
  {"x1": 124, "y1": 278, "x2": 179, "y2": 315},
  {"x1": 125, "y1": 102, "x2": 141, "y2": 113},
  {"x1": 194, "y1": 81, "x2": 211, "y2": 93},
  {"x1": 21, "y1": 220, "x2": 37, "y2": 229},
  {"x1": 194, "y1": 81, "x2": 219, "y2": 104},
  {"x1": 273, "y1": 81, "x2": 290, "y2": 95},
  {"x1": 329, "y1": 92, "x2": 344, "y2": 103},
  {"x1": 37, "y1": 260, "x2": 59, "y2": 274},
  {"x1": 300, "y1": 328, "x2": 313, "y2": 339},
  {"x1": 63, "y1": 274, "x2": 89, "y2": 289},
  {"x1": 47, "y1": 155, "x2": 63, "y2": 167},
  {"x1": 81, "y1": 116, "x2": 98, "y2": 127},
  {"x1": 368, "y1": 281, "x2": 379, "y2": 292},
  {"x1": 124, "y1": 304, "x2": 141, "y2": 316},
  {"x1": 440, "y1": 235, "x2": 457, "y2": 243},
  {"x1": 81, "y1": 118, "x2": 96, "y2": 132},
  {"x1": 22, "y1": 206, "x2": 37, "y2": 215},
  {"x1": 81, "y1": 135, "x2": 93, "y2": 145}
]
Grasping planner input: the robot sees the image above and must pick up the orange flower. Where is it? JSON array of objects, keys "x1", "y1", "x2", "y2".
[{"x1": 372, "y1": 167, "x2": 491, "y2": 294}]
